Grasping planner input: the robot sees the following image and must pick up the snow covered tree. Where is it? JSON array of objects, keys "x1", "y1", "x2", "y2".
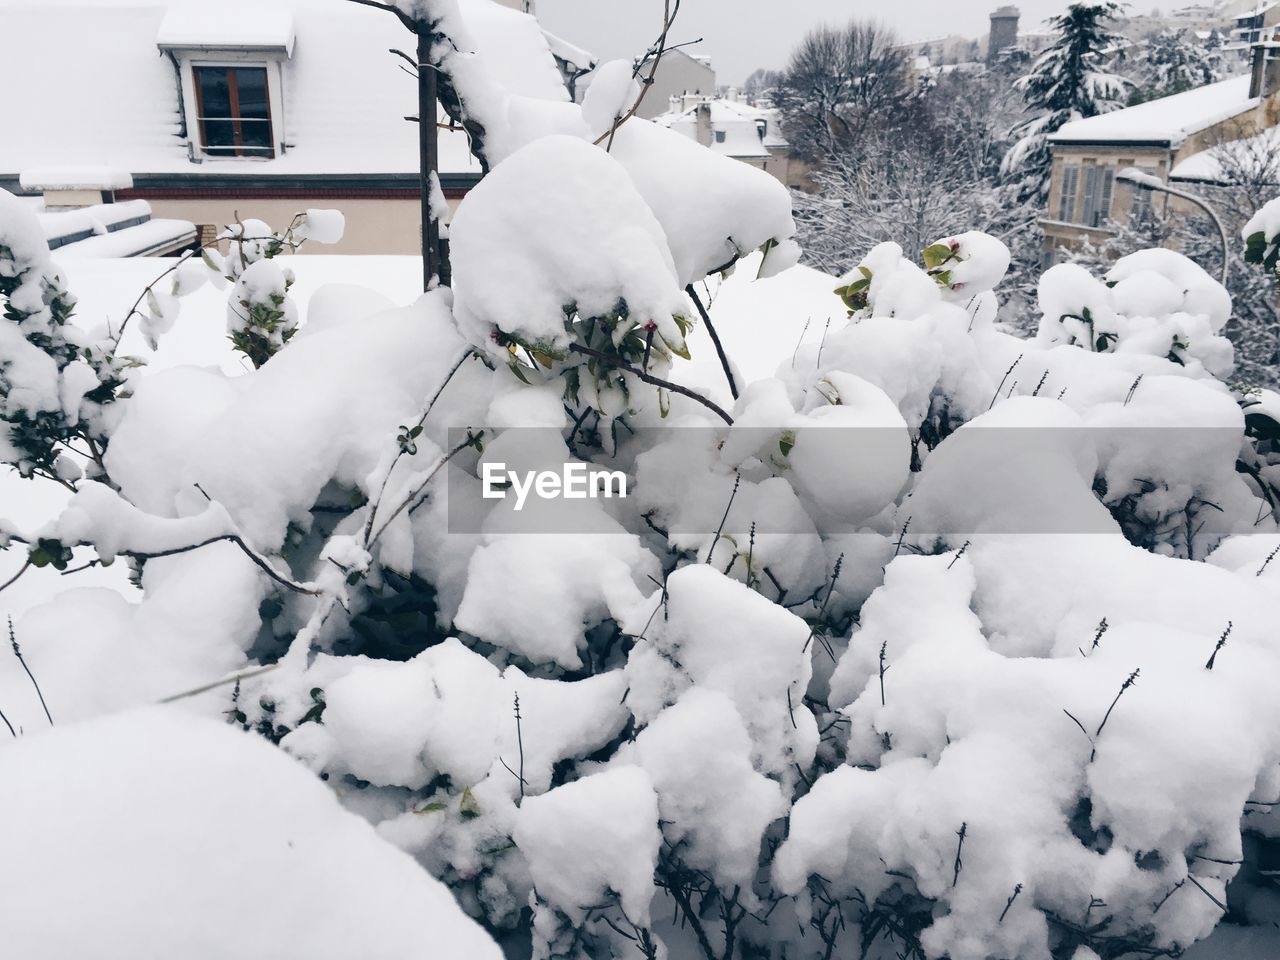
[
  {"x1": 1005, "y1": 3, "x2": 1129, "y2": 201},
  {"x1": 1126, "y1": 28, "x2": 1224, "y2": 103}
]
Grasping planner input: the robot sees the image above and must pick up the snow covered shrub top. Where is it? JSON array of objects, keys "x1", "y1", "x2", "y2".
[
  {"x1": 0, "y1": 706, "x2": 502, "y2": 960},
  {"x1": 450, "y1": 135, "x2": 689, "y2": 374},
  {"x1": 0, "y1": 189, "x2": 125, "y2": 483},
  {"x1": 4, "y1": 10, "x2": 1280, "y2": 960},
  {"x1": 1036, "y1": 249, "x2": 1234, "y2": 378}
]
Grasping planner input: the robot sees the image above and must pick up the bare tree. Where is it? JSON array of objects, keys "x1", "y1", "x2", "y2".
[{"x1": 773, "y1": 21, "x2": 912, "y2": 162}]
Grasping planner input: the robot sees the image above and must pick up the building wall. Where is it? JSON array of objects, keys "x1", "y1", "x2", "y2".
[
  {"x1": 638, "y1": 52, "x2": 716, "y2": 120},
  {"x1": 139, "y1": 195, "x2": 464, "y2": 256},
  {"x1": 1042, "y1": 144, "x2": 1172, "y2": 256},
  {"x1": 1043, "y1": 90, "x2": 1280, "y2": 257}
]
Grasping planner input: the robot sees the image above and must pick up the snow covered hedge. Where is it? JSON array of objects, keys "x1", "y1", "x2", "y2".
[{"x1": 3, "y1": 11, "x2": 1280, "y2": 960}]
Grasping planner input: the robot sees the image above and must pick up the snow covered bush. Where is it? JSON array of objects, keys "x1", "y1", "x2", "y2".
[{"x1": 3, "y1": 5, "x2": 1279, "y2": 959}]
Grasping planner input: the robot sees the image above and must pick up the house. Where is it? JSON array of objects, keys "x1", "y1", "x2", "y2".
[
  {"x1": 0, "y1": 0, "x2": 579, "y2": 255},
  {"x1": 1041, "y1": 40, "x2": 1280, "y2": 257},
  {"x1": 1231, "y1": 2, "x2": 1280, "y2": 46},
  {"x1": 653, "y1": 93, "x2": 804, "y2": 188},
  {"x1": 626, "y1": 49, "x2": 716, "y2": 121}
]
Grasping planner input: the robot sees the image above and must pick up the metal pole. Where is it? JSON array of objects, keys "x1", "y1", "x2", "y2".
[
  {"x1": 418, "y1": 29, "x2": 440, "y2": 291},
  {"x1": 1155, "y1": 182, "x2": 1230, "y2": 289},
  {"x1": 1119, "y1": 170, "x2": 1229, "y2": 287}
]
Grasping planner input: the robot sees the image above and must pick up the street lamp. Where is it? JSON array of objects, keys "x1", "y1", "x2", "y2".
[{"x1": 1115, "y1": 167, "x2": 1229, "y2": 287}]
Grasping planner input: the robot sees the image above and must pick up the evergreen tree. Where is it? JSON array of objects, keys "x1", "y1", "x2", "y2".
[
  {"x1": 1003, "y1": 3, "x2": 1129, "y2": 200},
  {"x1": 1128, "y1": 28, "x2": 1223, "y2": 103}
]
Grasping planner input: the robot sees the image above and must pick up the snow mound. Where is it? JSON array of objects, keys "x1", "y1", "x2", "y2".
[{"x1": 0, "y1": 707, "x2": 502, "y2": 960}]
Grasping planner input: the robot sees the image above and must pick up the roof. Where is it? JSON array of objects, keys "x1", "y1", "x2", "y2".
[
  {"x1": 654, "y1": 100, "x2": 774, "y2": 159},
  {"x1": 35, "y1": 199, "x2": 195, "y2": 257},
  {"x1": 156, "y1": 3, "x2": 295, "y2": 53},
  {"x1": 0, "y1": 0, "x2": 570, "y2": 180},
  {"x1": 1049, "y1": 74, "x2": 1257, "y2": 147},
  {"x1": 541, "y1": 28, "x2": 595, "y2": 72},
  {"x1": 20, "y1": 166, "x2": 134, "y2": 191},
  {"x1": 1170, "y1": 124, "x2": 1280, "y2": 180}
]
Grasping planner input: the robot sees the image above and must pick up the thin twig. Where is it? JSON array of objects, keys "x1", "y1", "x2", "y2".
[
  {"x1": 568, "y1": 343, "x2": 733, "y2": 425},
  {"x1": 686, "y1": 284, "x2": 738, "y2": 400},
  {"x1": 705, "y1": 473, "x2": 741, "y2": 567},
  {"x1": 157, "y1": 663, "x2": 280, "y2": 704},
  {"x1": 8, "y1": 617, "x2": 51, "y2": 726},
  {"x1": 364, "y1": 348, "x2": 475, "y2": 541},
  {"x1": 1205, "y1": 621, "x2": 1231, "y2": 670},
  {"x1": 0, "y1": 558, "x2": 31, "y2": 597},
  {"x1": 801, "y1": 553, "x2": 844, "y2": 658},
  {"x1": 598, "y1": 0, "x2": 682, "y2": 149},
  {"x1": 988, "y1": 354, "x2": 1023, "y2": 410},
  {"x1": 998, "y1": 884, "x2": 1023, "y2": 923}
]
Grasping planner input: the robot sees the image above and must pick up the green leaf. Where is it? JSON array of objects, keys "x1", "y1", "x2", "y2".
[
  {"x1": 921, "y1": 242, "x2": 956, "y2": 270},
  {"x1": 1244, "y1": 230, "x2": 1268, "y2": 266},
  {"x1": 459, "y1": 786, "x2": 481, "y2": 820},
  {"x1": 414, "y1": 802, "x2": 449, "y2": 815}
]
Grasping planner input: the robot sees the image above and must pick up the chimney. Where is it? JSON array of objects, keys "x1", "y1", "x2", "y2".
[
  {"x1": 695, "y1": 102, "x2": 713, "y2": 147},
  {"x1": 1249, "y1": 40, "x2": 1280, "y2": 98}
]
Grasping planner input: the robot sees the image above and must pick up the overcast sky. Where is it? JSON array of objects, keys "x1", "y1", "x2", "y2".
[{"x1": 537, "y1": 0, "x2": 1164, "y2": 85}]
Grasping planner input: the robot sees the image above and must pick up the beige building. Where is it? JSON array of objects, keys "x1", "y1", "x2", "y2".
[
  {"x1": 1, "y1": 0, "x2": 577, "y2": 256},
  {"x1": 1042, "y1": 41, "x2": 1280, "y2": 259}
]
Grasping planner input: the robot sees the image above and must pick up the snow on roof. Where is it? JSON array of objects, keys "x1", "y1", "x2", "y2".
[
  {"x1": 20, "y1": 166, "x2": 134, "y2": 191},
  {"x1": 1235, "y1": 1, "x2": 1278, "y2": 20},
  {"x1": 1170, "y1": 124, "x2": 1280, "y2": 181},
  {"x1": 156, "y1": 3, "x2": 295, "y2": 53},
  {"x1": 55, "y1": 218, "x2": 197, "y2": 258},
  {"x1": 1049, "y1": 75, "x2": 1257, "y2": 146},
  {"x1": 35, "y1": 199, "x2": 196, "y2": 257},
  {"x1": 654, "y1": 101, "x2": 771, "y2": 159},
  {"x1": 541, "y1": 28, "x2": 595, "y2": 71},
  {"x1": 0, "y1": 0, "x2": 569, "y2": 179}
]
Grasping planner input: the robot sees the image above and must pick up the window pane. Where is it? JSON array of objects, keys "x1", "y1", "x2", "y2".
[
  {"x1": 233, "y1": 68, "x2": 270, "y2": 119},
  {"x1": 194, "y1": 65, "x2": 272, "y2": 156},
  {"x1": 1081, "y1": 166, "x2": 1099, "y2": 227},
  {"x1": 196, "y1": 67, "x2": 232, "y2": 118},
  {"x1": 1058, "y1": 166, "x2": 1079, "y2": 222}
]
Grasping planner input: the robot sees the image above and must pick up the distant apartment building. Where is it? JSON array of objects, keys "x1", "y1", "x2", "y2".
[{"x1": 1041, "y1": 41, "x2": 1280, "y2": 258}]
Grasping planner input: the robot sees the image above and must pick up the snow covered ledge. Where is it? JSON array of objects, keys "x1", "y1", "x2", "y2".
[{"x1": 19, "y1": 166, "x2": 134, "y2": 210}]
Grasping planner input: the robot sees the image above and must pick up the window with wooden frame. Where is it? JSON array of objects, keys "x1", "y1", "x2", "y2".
[{"x1": 193, "y1": 66, "x2": 275, "y2": 158}]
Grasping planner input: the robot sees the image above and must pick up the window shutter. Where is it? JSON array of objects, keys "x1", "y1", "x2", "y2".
[
  {"x1": 1081, "y1": 165, "x2": 1100, "y2": 227},
  {"x1": 1096, "y1": 168, "x2": 1114, "y2": 228},
  {"x1": 1059, "y1": 165, "x2": 1080, "y2": 222}
]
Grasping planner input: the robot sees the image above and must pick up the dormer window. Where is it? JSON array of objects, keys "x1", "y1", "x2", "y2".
[
  {"x1": 157, "y1": 7, "x2": 293, "y2": 162},
  {"x1": 194, "y1": 66, "x2": 274, "y2": 157}
]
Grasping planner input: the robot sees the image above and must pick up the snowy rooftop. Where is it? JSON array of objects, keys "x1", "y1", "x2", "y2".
[
  {"x1": 654, "y1": 99, "x2": 787, "y2": 159},
  {"x1": 1050, "y1": 75, "x2": 1258, "y2": 147},
  {"x1": 1170, "y1": 124, "x2": 1280, "y2": 181},
  {"x1": 35, "y1": 199, "x2": 195, "y2": 257},
  {"x1": 156, "y1": 4, "x2": 296, "y2": 52},
  {"x1": 0, "y1": 0, "x2": 570, "y2": 179}
]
